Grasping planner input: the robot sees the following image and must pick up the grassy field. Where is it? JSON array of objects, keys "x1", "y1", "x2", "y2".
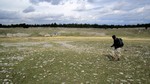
[{"x1": 0, "y1": 28, "x2": 150, "y2": 84}]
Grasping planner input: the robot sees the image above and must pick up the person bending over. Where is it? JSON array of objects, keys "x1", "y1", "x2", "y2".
[{"x1": 111, "y1": 35, "x2": 124, "y2": 61}]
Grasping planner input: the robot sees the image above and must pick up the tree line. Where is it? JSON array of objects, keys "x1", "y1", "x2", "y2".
[{"x1": 0, "y1": 23, "x2": 149, "y2": 29}]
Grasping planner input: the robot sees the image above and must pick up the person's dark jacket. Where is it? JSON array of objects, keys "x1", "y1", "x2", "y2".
[{"x1": 111, "y1": 38, "x2": 120, "y2": 49}]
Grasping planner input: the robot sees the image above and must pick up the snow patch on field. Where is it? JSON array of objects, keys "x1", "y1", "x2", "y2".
[
  {"x1": 7, "y1": 33, "x2": 31, "y2": 37},
  {"x1": 0, "y1": 56, "x2": 25, "y2": 84},
  {"x1": 6, "y1": 56, "x2": 24, "y2": 61},
  {"x1": 56, "y1": 41, "x2": 94, "y2": 53},
  {"x1": 0, "y1": 56, "x2": 24, "y2": 67},
  {"x1": 56, "y1": 41, "x2": 75, "y2": 48},
  {"x1": 0, "y1": 42, "x2": 52, "y2": 48},
  {"x1": 83, "y1": 32, "x2": 106, "y2": 36}
]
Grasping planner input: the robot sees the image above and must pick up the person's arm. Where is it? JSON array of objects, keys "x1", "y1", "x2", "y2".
[
  {"x1": 111, "y1": 44, "x2": 114, "y2": 47},
  {"x1": 111, "y1": 40, "x2": 114, "y2": 47},
  {"x1": 111, "y1": 39, "x2": 115, "y2": 47}
]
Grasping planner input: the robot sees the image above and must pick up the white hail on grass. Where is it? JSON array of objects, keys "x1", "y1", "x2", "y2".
[
  {"x1": 1, "y1": 42, "x2": 52, "y2": 49},
  {"x1": 81, "y1": 70, "x2": 85, "y2": 73},
  {"x1": 119, "y1": 72, "x2": 124, "y2": 75}
]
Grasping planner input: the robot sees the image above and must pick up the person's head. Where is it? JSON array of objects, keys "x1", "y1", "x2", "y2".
[{"x1": 112, "y1": 35, "x2": 116, "y2": 39}]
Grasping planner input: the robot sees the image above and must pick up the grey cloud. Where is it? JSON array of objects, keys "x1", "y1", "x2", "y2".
[
  {"x1": 0, "y1": 9, "x2": 20, "y2": 19},
  {"x1": 87, "y1": 0, "x2": 95, "y2": 3},
  {"x1": 99, "y1": 8, "x2": 150, "y2": 24},
  {"x1": 30, "y1": 0, "x2": 62, "y2": 5},
  {"x1": 87, "y1": 0, "x2": 150, "y2": 11},
  {"x1": 0, "y1": 9, "x2": 23, "y2": 24},
  {"x1": 87, "y1": 0, "x2": 114, "y2": 4},
  {"x1": 50, "y1": 0, "x2": 61, "y2": 5},
  {"x1": 30, "y1": 14, "x2": 66, "y2": 24},
  {"x1": 118, "y1": 0, "x2": 150, "y2": 11},
  {"x1": 23, "y1": 6, "x2": 35, "y2": 13},
  {"x1": 27, "y1": 13, "x2": 64, "y2": 22},
  {"x1": 86, "y1": 0, "x2": 150, "y2": 24},
  {"x1": 1, "y1": 0, "x2": 150, "y2": 24},
  {"x1": 29, "y1": 0, "x2": 40, "y2": 4}
]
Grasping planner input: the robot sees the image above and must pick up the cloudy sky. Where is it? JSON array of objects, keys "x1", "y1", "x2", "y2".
[{"x1": 0, "y1": 0, "x2": 150, "y2": 24}]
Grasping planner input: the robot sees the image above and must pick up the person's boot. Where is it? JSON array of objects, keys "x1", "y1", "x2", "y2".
[{"x1": 117, "y1": 58, "x2": 120, "y2": 61}]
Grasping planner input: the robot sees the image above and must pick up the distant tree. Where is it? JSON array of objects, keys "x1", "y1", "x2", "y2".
[
  {"x1": 145, "y1": 26, "x2": 148, "y2": 30},
  {"x1": 0, "y1": 24, "x2": 2, "y2": 28},
  {"x1": 145, "y1": 23, "x2": 150, "y2": 30},
  {"x1": 0, "y1": 23, "x2": 150, "y2": 28},
  {"x1": 19, "y1": 23, "x2": 29, "y2": 28}
]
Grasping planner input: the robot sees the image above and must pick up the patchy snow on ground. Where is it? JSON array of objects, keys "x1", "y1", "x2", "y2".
[
  {"x1": 0, "y1": 42, "x2": 52, "y2": 48},
  {"x1": 0, "y1": 38, "x2": 150, "y2": 83},
  {"x1": 7, "y1": 33, "x2": 31, "y2": 37},
  {"x1": 0, "y1": 56, "x2": 25, "y2": 84},
  {"x1": 55, "y1": 41, "x2": 94, "y2": 54}
]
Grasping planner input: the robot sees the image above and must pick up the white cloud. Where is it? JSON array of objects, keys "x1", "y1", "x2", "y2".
[
  {"x1": 0, "y1": 0, "x2": 150, "y2": 24},
  {"x1": 0, "y1": 0, "x2": 31, "y2": 11},
  {"x1": 23, "y1": 6, "x2": 35, "y2": 13}
]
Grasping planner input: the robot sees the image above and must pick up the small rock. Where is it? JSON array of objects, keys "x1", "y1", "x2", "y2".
[
  {"x1": 119, "y1": 72, "x2": 124, "y2": 75},
  {"x1": 81, "y1": 70, "x2": 84, "y2": 73}
]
